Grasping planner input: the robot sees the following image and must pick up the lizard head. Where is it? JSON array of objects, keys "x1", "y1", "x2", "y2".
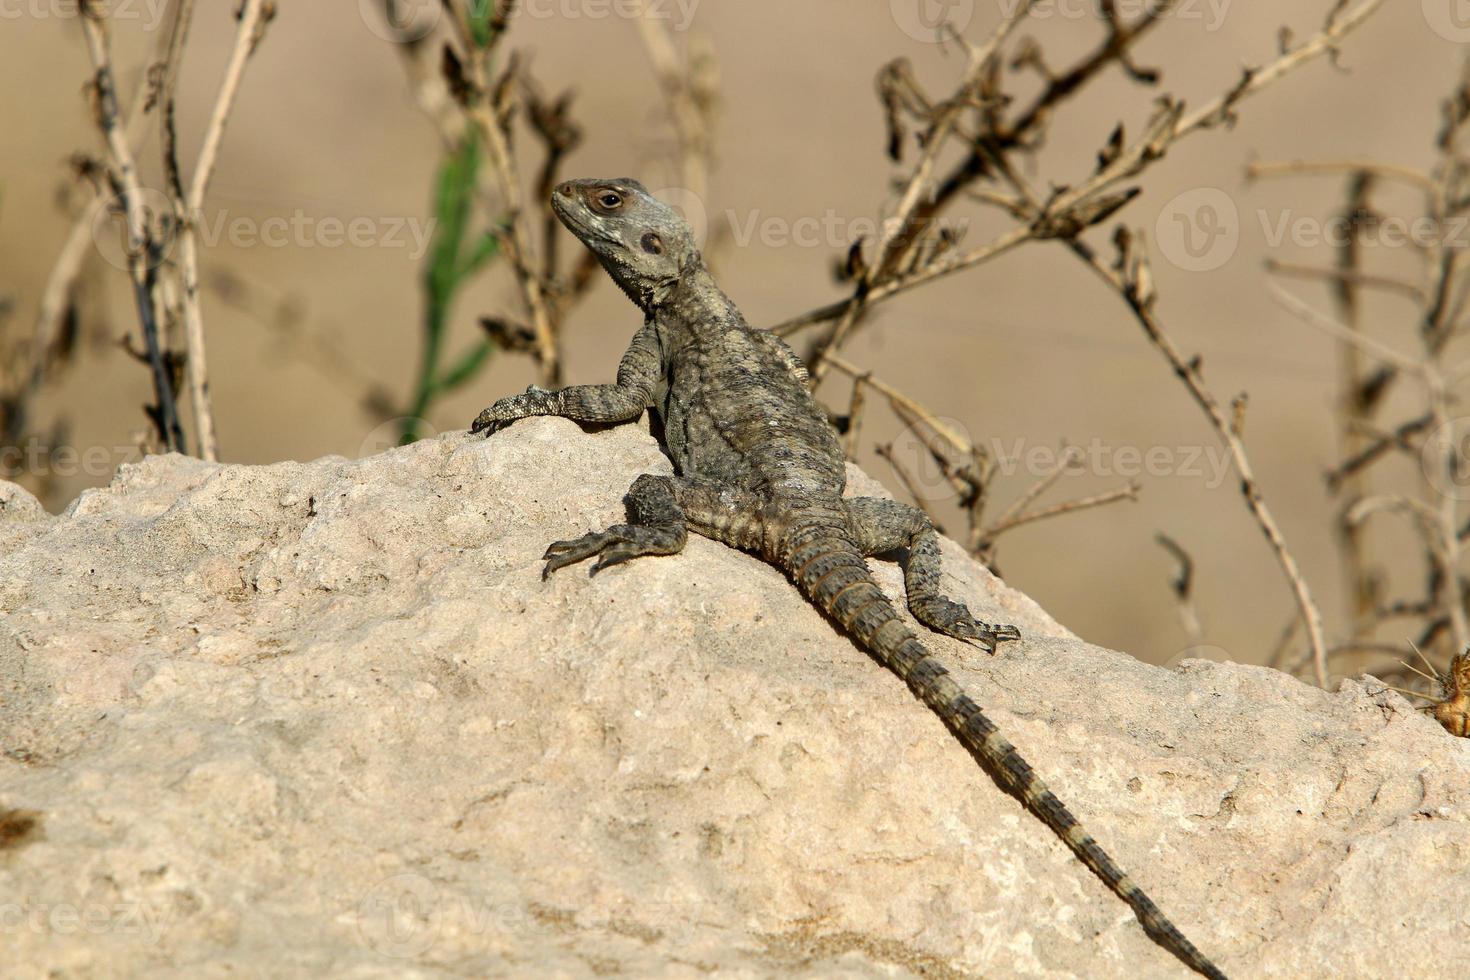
[{"x1": 551, "y1": 178, "x2": 701, "y2": 310}]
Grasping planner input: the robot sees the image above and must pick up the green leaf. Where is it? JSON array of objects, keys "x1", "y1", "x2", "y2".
[
  {"x1": 458, "y1": 229, "x2": 501, "y2": 279},
  {"x1": 469, "y1": 0, "x2": 498, "y2": 48},
  {"x1": 433, "y1": 339, "x2": 494, "y2": 396},
  {"x1": 424, "y1": 130, "x2": 481, "y2": 309}
]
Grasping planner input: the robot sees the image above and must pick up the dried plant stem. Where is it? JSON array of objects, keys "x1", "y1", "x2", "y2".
[
  {"x1": 165, "y1": 0, "x2": 271, "y2": 461},
  {"x1": 987, "y1": 447, "x2": 1083, "y2": 533},
  {"x1": 634, "y1": 3, "x2": 714, "y2": 207},
  {"x1": 1246, "y1": 159, "x2": 1436, "y2": 191},
  {"x1": 770, "y1": 226, "x2": 1033, "y2": 338},
  {"x1": 446, "y1": 3, "x2": 560, "y2": 384},
  {"x1": 1075, "y1": 241, "x2": 1330, "y2": 686},
  {"x1": 79, "y1": 0, "x2": 184, "y2": 452},
  {"x1": 843, "y1": 370, "x2": 868, "y2": 461},
  {"x1": 802, "y1": 0, "x2": 1040, "y2": 379},
  {"x1": 824, "y1": 353, "x2": 971, "y2": 454},
  {"x1": 983, "y1": 483, "x2": 1139, "y2": 538},
  {"x1": 774, "y1": 0, "x2": 1385, "y2": 344},
  {"x1": 1265, "y1": 259, "x2": 1425, "y2": 304},
  {"x1": 1039, "y1": 1, "x2": 1385, "y2": 229}
]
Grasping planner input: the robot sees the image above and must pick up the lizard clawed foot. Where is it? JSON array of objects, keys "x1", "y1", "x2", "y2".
[
  {"x1": 470, "y1": 386, "x2": 558, "y2": 436},
  {"x1": 912, "y1": 596, "x2": 1021, "y2": 654},
  {"x1": 469, "y1": 411, "x2": 510, "y2": 437},
  {"x1": 958, "y1": 624, "x2": 1022, "y2": 655},
  {"x1": 541, "y1": 523, "x2": 684, "y2": 579}
]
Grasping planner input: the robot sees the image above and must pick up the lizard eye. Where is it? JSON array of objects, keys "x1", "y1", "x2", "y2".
[
  {"x1": 595, "y1": 191, "x2": 624, "y2": 211},
  {"x1": 640, "y1": 232, "x2": 663, "y2": 255}
]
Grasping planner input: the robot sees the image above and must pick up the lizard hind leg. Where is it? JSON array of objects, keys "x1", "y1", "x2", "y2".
[
  {"x1": 846, "y1": 496, "x2": 1020, "y2": 651},
  {"x1": 543, "y1": 474, "x2": 688, "y2": 578}
]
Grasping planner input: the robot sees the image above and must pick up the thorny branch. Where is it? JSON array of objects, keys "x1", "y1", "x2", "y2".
[
  {"x1": 1255, "y1": 55, "x2": 1470, "y2": 707},
  {"x1": 79, "y1": 0, "x2": 184, "y2": 452},
  {"x1": 163, "y1": 0, "x2": 275, "y2": 461},
  {"x1": 772, "y1": 1, "x2": 1388, "y2": 685},
  {"x1": 59, "y1": 0, "x2": 272, "y2": 460},
  {"x1": 826, "y1": 354, "x2": 1136, "y2": 567},
  {"x1": 442, "y1": 1, "x2": 562, "y2": 384}
]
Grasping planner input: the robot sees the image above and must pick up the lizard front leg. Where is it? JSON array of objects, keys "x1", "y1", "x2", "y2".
[
  {"x1": 471, "y1": 321, "x2": 662, "y2": 435},
  {"x1": 846, "y1": 496, "x2": 1020, "y2": 651}
]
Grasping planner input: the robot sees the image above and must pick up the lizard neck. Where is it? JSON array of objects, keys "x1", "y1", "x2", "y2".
[{"x1": 649, "y1": 262, "x2": 743, "y2": 332}]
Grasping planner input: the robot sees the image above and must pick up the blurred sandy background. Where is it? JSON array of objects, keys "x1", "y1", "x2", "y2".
[{"x1": 2, "y1": 1, "x2": 1464, "y2": 669}]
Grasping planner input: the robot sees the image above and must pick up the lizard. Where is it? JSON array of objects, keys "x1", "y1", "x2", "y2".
[{"x1": 470, "y1": 177, "x2": 1227, "y2": 980}]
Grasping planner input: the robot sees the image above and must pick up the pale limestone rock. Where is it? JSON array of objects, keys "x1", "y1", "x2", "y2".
[{"x1": 1, "y1": 417, "x2": 1466, "y2": 978}]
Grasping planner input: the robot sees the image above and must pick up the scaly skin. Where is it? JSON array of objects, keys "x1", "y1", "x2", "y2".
[{"x1": 472, "y1": 178, "x2": 1226, "y2": 979}]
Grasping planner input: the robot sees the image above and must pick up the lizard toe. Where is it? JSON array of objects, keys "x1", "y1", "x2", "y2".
[
  {"x1": 589, "y1": 546, "x2": 644, "y2": 576},
  {"x1": 541, "y1": 527, "x2": 632, "y2": 578},
  {"x1": 470, "y1": 411, "x2": 505, "y2": 436},
  {"x1": 988, "y1": 623, "x2": 1022, "y2": 644}
]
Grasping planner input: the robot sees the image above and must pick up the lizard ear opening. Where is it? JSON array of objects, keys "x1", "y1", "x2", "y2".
[{"x1": 640, "y1": 232, "x2": 664, "y2": 255}]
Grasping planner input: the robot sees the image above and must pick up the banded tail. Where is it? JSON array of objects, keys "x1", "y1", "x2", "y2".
[{"x1": 782, "y1": 509, "x2": 1227, "y2": 980}]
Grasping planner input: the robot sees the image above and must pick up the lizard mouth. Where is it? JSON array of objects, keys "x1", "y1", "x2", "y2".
[
  {"x1": 549, "y1": 187, "x2": 585, "y2": 230},
  {"x1": 551, "y1": 189, "x2": 625, "y2": 251}
]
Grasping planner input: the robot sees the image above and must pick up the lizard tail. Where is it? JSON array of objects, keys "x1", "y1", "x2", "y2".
[{"x1": 782, "y1": 512, "x2": 1227, "y2": 980}]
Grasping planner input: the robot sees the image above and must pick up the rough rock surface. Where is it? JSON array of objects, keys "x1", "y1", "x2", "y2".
[{"x1": 1, "y1": 417, "x2": 1467, "y2": 979}]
